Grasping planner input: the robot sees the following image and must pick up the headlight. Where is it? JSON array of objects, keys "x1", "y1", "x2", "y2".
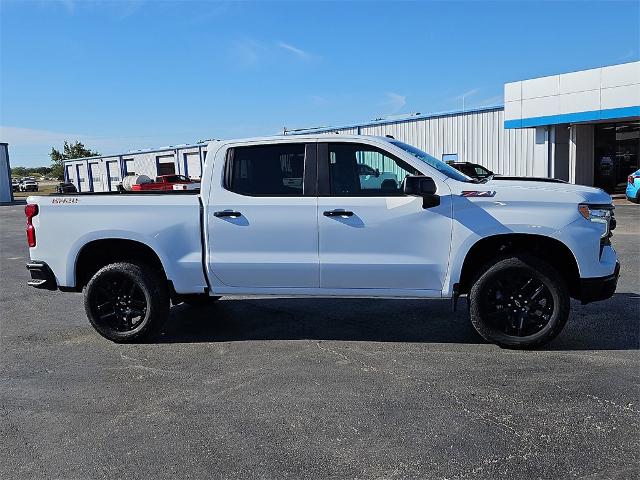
[{"x1": 578, "y1": 204, "x2": 614, "y2": 238}]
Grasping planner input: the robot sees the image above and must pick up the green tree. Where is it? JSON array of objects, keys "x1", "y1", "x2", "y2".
[
  {"x1": 50, "y1": 141, "x2": 100, "y2": 180},
  {"x1": 11, "y1": 166, "x2": 28, "y2": 178}
]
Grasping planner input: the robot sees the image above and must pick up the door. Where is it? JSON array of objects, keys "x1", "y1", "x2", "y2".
[
  {"x1": 318, "y1": 141, "x2": 452, "y2": 291},
  {"x1": 76, "y1": 164, "x2": 87, "y2": 192},
  {"x1": 208, "y1": 142, "x2": 318, "y2": 288},
  {"x1": 156, "y1": 155, "x2": 176, "y2": 176},
  {"x1": 88, "y1": 162, "x2": 102, "y2": 192},
  {"x1": 106, "y1": 161, "x2": 120, "y2": 191},
  {"x1": 184, "y1": 152, "x2": 201, "y2": 179},
  {"x1": 65, "y1": 165, "x2": 75, "y2": 185}
]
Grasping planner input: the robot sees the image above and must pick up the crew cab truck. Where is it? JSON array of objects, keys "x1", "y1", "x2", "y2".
[{"x1": 25, "y1": 135, "x2": 620, "y2": 348}]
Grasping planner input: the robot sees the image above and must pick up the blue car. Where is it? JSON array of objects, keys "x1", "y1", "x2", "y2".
[{"x1": 627, "y1": 169, "x2": 640, "y2": 203}]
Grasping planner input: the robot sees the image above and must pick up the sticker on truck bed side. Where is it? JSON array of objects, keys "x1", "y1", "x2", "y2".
[
  {"x1": 51, "y1": 197, "x2": 79, "y2": 204},
  {"x1": 460, "y1": 191, "x2": 496, "y2": 197}
]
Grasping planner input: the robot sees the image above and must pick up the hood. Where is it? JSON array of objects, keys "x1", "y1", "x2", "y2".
[
  {"x1": 483, "y1": 178, "x2": 611, "y2": 204},
  {"x1": 446, "y1": 177, "x2": 613, "y2": 205}
]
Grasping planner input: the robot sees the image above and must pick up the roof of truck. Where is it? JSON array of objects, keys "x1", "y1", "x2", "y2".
[{"x1": 212, "y1": 134, "x2": 393, "y2": 144}]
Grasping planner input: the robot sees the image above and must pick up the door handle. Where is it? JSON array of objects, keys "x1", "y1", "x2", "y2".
[
  {"x1": 214, "y1": 210, "x2": 242, "y2": 218},
  {"x1": 323, "y1": 209, "x2": 354, "y2": 217}
]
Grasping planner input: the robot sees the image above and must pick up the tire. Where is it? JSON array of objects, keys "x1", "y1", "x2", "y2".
[
  {"x1": 181, "y1": 294, "x2": 221, "y2": 306},
  {"x1": 83, "y1": 262, "x2": 169, "y2": 343},
  {"x1": 468, "y1": 255, "x2": 570, "y2": 349}
]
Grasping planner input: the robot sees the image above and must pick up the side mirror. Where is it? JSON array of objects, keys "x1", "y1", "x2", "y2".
[
  {"x1": 374, "y1": 168, "x2": 380, "y2": 178},
  {"x1": 402, "y1": 175, "x2": 440, "y2": 208}
]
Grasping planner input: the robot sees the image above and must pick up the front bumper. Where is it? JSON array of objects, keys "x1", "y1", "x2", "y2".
[
  {"x1": 579, "y1": 261, "x2": 620, "y2": 305},
  {"x1": 26, "y1": 261, "x2": 57, "y2": 290}
]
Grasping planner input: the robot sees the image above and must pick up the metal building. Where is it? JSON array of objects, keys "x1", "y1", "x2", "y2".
[
  {"x1": 63, "y1": 61, "x2": 638, "y2": 193},
  {"x1": 63, "y1": 143, "x2": 208, "y2": 193},
  {"x1": 287, "y1": 106, "x2": 543, "y2": 178},
  {"x1": 504, "y1": 61, "x2": 639, "y2": 192},
  {"x1": 0, "y1": 143, "x2": 14, "y2": 203}
]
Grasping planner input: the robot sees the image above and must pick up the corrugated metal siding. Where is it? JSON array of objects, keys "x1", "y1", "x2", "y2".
[
  {"x1": 305, "y1": 108, "x2": 537, "y2": 177},
  {"x1": 63, "y1": 144, "x2": 208, "y2": 191},
  {"x1": 64, "y1": 107, "x2": 540, "y2": 192}
]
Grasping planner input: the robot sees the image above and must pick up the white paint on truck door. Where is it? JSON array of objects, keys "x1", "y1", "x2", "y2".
[
  {"x1": 317, "y1": 141, "x2": 452, "y2": 291},
  {"x1": 207, "y1": 142, "x2": 318, "y2": 288}
]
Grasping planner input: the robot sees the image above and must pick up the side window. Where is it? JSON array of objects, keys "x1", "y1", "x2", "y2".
[
  {"x1": 226, "y1": 144, "x2": 305, "y2": 196},
  {"x1": 328, "y1": 143, "x2": 419, "y2": 196},
  {"x1": 474, "y1": 165, "x2": 490, "y2": 177}
]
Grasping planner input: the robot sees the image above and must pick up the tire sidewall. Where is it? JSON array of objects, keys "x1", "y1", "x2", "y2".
[
  {"x1": 84, "y1": 262, "x2": 168, "y2": 343},
  {"x1": 469, "y1": 256, "x2": 570, "y2": 349}
]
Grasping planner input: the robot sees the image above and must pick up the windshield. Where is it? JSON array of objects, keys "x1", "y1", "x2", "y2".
[{"x1": 388, "y1": 140, "x2": 473, "y2": 182}]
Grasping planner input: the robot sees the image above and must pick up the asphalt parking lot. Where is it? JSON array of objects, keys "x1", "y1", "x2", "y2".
[{"x1": 1, "y1": 202, "x2": 638, "y2": 480}]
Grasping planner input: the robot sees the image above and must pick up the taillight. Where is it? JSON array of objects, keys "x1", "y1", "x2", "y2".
[
  {"x1": 25, "y1": 203, "x2": 38, "y2": 247},
  {"x1": 629, "y1": 175, "x2": 639, "y2": 185}
]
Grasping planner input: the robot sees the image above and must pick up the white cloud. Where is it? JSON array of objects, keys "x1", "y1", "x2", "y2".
[
  {"x1": 0, "y1": 126, "x2": 81, "y2": 146},
  {"x1": 277, "y1": 41, "x2": 311, "y2": 60},
  {"x1": 469, "y1": 94, "x2": 504, "y2": 107},
  {"x1": 309, "y1": 95, "x2": 328, "y2": 106},
  {"x1": 381, "y1": 92, "x2": 407, "y2": 114},
  {"x1": 454, "y1": 88, "x2": 480, "y2": 100},
  {"x1": 230, "y1": 39, "x2": 266, "y2": 68}
]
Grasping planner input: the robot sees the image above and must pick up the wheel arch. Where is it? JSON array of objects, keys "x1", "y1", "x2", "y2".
[
  {"x1": 74, "y1": 238, "x2": 168, "y2": 290},
  {"x1": 457, "y1": 233, "x2": 581, "y2": 298}
]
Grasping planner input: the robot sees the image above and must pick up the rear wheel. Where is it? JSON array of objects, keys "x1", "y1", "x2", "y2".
[
  {"x1": 84, "y1": 262, "x2": 169, "y2": 343},
  {"x1": 469, "y1": 255, "x2": 570, "y2": 349}
]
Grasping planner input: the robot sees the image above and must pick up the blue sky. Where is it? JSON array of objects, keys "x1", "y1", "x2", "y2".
[{"x1": 1, "y1": 0, "x2": 638, "y2": 167}]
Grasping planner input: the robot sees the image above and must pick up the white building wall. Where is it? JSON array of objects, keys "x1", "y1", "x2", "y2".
[
  {"x1": 63, "y1": 144, "x2": 209, "y2": 192},
  {"x1": 505, "y1": 61, "x2": 640, "y2": 127},
  {"x1": 313, "y1": 108, "x2": 537, "y2": 177}
]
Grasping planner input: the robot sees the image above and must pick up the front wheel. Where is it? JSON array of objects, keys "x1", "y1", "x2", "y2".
[
  {"x1": 469, "y1": 255, "x2": 570, "y2": 349},
  {"x1": 84, "y1": 262, "x2": 169, "y2": 343}
]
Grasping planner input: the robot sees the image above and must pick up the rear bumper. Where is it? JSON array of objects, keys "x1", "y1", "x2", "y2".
[
  {"x1": 26, "y1": 261, "x2": 57, "y2": 290},
  {"x1": 579, "y1": 261, "x2": 620, "y2": 305}
]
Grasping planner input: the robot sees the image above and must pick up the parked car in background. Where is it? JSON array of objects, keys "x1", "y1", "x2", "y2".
[
  {"x1": 626, "y1": 169, "x2": 640, "y2": 203},
  {"x1": 12, "y1": 179, "x2": 20, "y2": 192},
  {"x1": 56, "y1": 183, "x2": 78, "y2": 194},
  {"x1": 25, "y1": 135, "x2": 619, "y2": 349},
  {"x1": 447, "y1": 161, "x2": 494, "y2": 180},
  {"x1": 357, "y1": 163, "x2": 399, "y2": 191},
  {"x1": 20, "y1": 179, "x2": 39, "y2": 192},
  {"x1": 131, "y1": 174, "x2": 200, "y2": 191},
  {"x1": 447, "y1": 162, "x2": 568, "y2": 184}
]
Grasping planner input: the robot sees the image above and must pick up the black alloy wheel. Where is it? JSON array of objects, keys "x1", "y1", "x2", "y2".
[
  {"x1": 469, "y1": 255, "x2": 570, "y2": 348},
  {"x1": 478, "y1": 269, "x2": 555, "y2": 338},
  {"x1": 88, "y1": 272, "x2": 149, "y2": 333},
  {"x1": 84, "y1": 262, "x2": 169, "y2": 342}
]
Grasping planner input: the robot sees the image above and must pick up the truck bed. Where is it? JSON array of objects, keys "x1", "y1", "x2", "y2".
[{"x1": 27, "y1": 193, "x2": 208, "y2": 294}]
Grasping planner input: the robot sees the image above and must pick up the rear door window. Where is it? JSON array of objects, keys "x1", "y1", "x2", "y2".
[{"x1": 225, "y1": 144, "x2": 306, "y2": 196}]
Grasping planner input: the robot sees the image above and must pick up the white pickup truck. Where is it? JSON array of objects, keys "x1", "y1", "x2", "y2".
[{"x1": 25, "y1": 135, "x2": 620, "y2": 348}]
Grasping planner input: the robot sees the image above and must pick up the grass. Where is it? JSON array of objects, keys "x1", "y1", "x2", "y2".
[{"x1": 13, "y1": 183, "x2": 58, "y2": 198}]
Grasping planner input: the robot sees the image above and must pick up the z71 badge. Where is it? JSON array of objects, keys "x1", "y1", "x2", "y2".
[{"x1": 460, "y1": 191, "x2": 496, "y2": 197}]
